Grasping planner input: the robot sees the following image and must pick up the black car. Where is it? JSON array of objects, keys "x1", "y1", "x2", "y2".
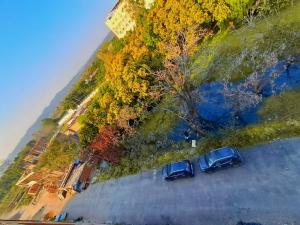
[
  {"x1": 198, "y1": 147, "x2": 242, "y2": 173},
  {"x1": 162, "y1": 160, "x2": 194, "y2": 181}
]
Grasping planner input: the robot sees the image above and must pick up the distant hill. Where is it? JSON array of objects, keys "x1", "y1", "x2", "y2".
[
  {"x1": 0, "y1": 160, "x2": 11, "y2": 178},
  {"x1": 6, "y1": 32, "x2": 114, "y2": 162}
]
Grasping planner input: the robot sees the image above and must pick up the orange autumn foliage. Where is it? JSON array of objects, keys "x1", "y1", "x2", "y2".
[{"x1": 90, "y1": 126, "x2": 121, "y2": 164}]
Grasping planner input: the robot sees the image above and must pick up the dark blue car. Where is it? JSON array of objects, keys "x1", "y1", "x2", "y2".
[
  {"x1": 198, "y1": 147, "x2": 242, "y2": 173},
  {"x1": 162, "y1": 160, "x2": 194, "y2": 181}
]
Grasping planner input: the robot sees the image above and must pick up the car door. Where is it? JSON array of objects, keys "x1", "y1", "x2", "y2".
[
  {"x1": 213, "y1": 159, "x2": 228, "y2": 169},
  {"x1": 211, "y1": 160, "x2": 221, "y2": 169},
  {"x1": 176, "y1": 171, "x2": 186, "y2": 178},
  {"x1": 170, "y1": 171, "x2": 181, "y2": 179},
  {"x1": 219, "y1": 158, "x2": 231, "y2": 168}
]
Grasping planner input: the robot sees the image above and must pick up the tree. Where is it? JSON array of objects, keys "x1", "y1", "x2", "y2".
[
  {"x1": 223, "y1": 0, "x2": 254, "y2": 21},
  {"x1": 148, "y1": 0, "x2": 211, "y2": 57},
  {"x1": 32, "y1": 118, "x2": 58, "y2": 140},
  {"x1": 199, "y1": 0, "x2": 232, "y2": 23},
  {"x1": 26, "y1": 140, "x2": 36, "y2": 148},
  {"x1": 97, "y1": 24, "x2": 163, "y2": 133},
  {"x1": 89, "y1": 126, "x2": 121, "y2": 164},
  {"x1": 116, "y1": 106, "x2": 139, "y2": 134},
  {"x1": 63, "y1": 58, "x2": 105, "y2": 110},
  {"x1": 78, "y1": 123, "x2": 99, "y2": 147},
  {"x1": 41, "y1": 118, "x2": 57, "y2": 127},
  {"x1": 223, "y1": 73, "x2": 264, "y2": 123},
  {"x1": 152, "y1": 26, "x2": 214, "y2": 136},
  {"x1": 0, "y1": 144, "x2": 32, "y2": 203},
  {"x1": 37, "y1": 138, "x2": 79, "y2": 171}
]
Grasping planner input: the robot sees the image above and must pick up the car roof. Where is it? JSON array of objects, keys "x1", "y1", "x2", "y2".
[
  {"x1": 208, "y1": 147, "x2": 235, "y2": 161},
  {"x1": 169, "y1": 161, "x2": 190, "y2": 173}
]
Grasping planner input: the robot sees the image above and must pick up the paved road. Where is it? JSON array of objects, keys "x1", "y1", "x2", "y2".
[{"x1": 64, "y1": 138, "x2": 300, "y2": 225}]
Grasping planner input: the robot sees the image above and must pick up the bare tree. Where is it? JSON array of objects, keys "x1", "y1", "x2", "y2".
[
  {"x1": 223, "y1": 73, "x2": 264, "y2": 122},
  {"x1": 222, "y1": 49, "x2": 287, "y2": 122},
  {"x1": 152, "y1": 27, "x2": 213, "y2": 136}
]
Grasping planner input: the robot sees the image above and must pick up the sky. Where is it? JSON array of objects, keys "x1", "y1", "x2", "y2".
[{"x1": 0, "y1": 0, "x2": 117, "y2": 160}]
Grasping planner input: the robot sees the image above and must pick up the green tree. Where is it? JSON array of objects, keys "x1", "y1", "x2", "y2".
[
  {"x1": 63, "y1": 58, "x2": 105, "y2": 110},
  {"x1": 37, "y1": 138, "x2": 79, "y2": 171},
  {"x1": 78, "y1": 123, "x2": 99, "y2": 147}
]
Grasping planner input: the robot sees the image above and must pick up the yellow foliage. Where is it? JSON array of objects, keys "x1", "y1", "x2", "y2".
[
  {"x1": 99, "y1": 23, "x2": 156, "y2": 107},
  {"x1": 200, "y1": 0, "x2": 231, "y2": 22},
  {"x1": 149, "y1": 0, "x2": 209, "y2": 55},
  {"x1": 100, "y1": 92, "x2": 113, "y2": 108}
]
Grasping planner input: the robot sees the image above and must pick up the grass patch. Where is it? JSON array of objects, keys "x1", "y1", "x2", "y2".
[
  {"x1": 259, "y1": 89, "x2": 300, "y2": 121},
  {"x1": 193, "y1": 1, "x2": 300, "y2": 84}
]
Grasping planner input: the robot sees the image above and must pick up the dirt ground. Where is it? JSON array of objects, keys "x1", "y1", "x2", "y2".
[{"x1": 1, "y1": 189, "x2": 74, "y2": 221}]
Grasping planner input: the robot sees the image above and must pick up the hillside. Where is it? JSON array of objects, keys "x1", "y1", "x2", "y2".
[{"x1": 0, "y1": 160, "x2": 10, "y2": 178}]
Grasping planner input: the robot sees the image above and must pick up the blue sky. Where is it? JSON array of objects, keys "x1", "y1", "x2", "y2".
[{"x1": 0, "y1": 0, "x2": 117, "y2": 159}]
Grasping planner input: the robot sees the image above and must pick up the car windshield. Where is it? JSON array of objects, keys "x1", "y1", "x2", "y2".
[
  {"x1": 205, "y1": 155, "x2": 215, "y2": 166},
  {"x1": 209, "y1": 151, "x2": 220, "y2": 164}
]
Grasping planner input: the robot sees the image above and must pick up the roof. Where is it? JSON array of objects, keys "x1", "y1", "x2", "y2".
[
  {"x1": 60, "y1": 162, "x2": 86, "y2": 190},
  {"x1": 208, "y1": 147, "x2": 235, "y2": 161},
  {"x1": 23, "y1": 155, "x2": 38, "y2": 163},
  {"x1": 60, "y1": 163, "x2": 78, "y2": 188},
  {"x1": 28, "y1": 138, "x2": 48, "y2": 156},
  {"x1": 69, "y1": 121, "x2": 82, "y2": 132},
  {"x1": 16, "y1": 172, "x2": 44, "y2": 187},
  {"x1": 107, "y1": 1, "x2": 122, "y2": 19},
  {"x1": 16, "y1": 170, "x2": 64, "y2": 188},
  {"x1": 169, "y1": 161, "x2": 190, "y2": 173},
  {"x1": 80, "y1": 166, "x2": 93, "y2": 182},
  {"x1": 28, "y1": 183, "x2": 41, "y2": 195}
]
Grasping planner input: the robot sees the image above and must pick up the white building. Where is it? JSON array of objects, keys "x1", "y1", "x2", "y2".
[
  {"x1": 106, "y1": 0, "x2": 155, "y2": 39},
  {"x1": 58, "y1": 109, "x2": 76, "y2": 126}
]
